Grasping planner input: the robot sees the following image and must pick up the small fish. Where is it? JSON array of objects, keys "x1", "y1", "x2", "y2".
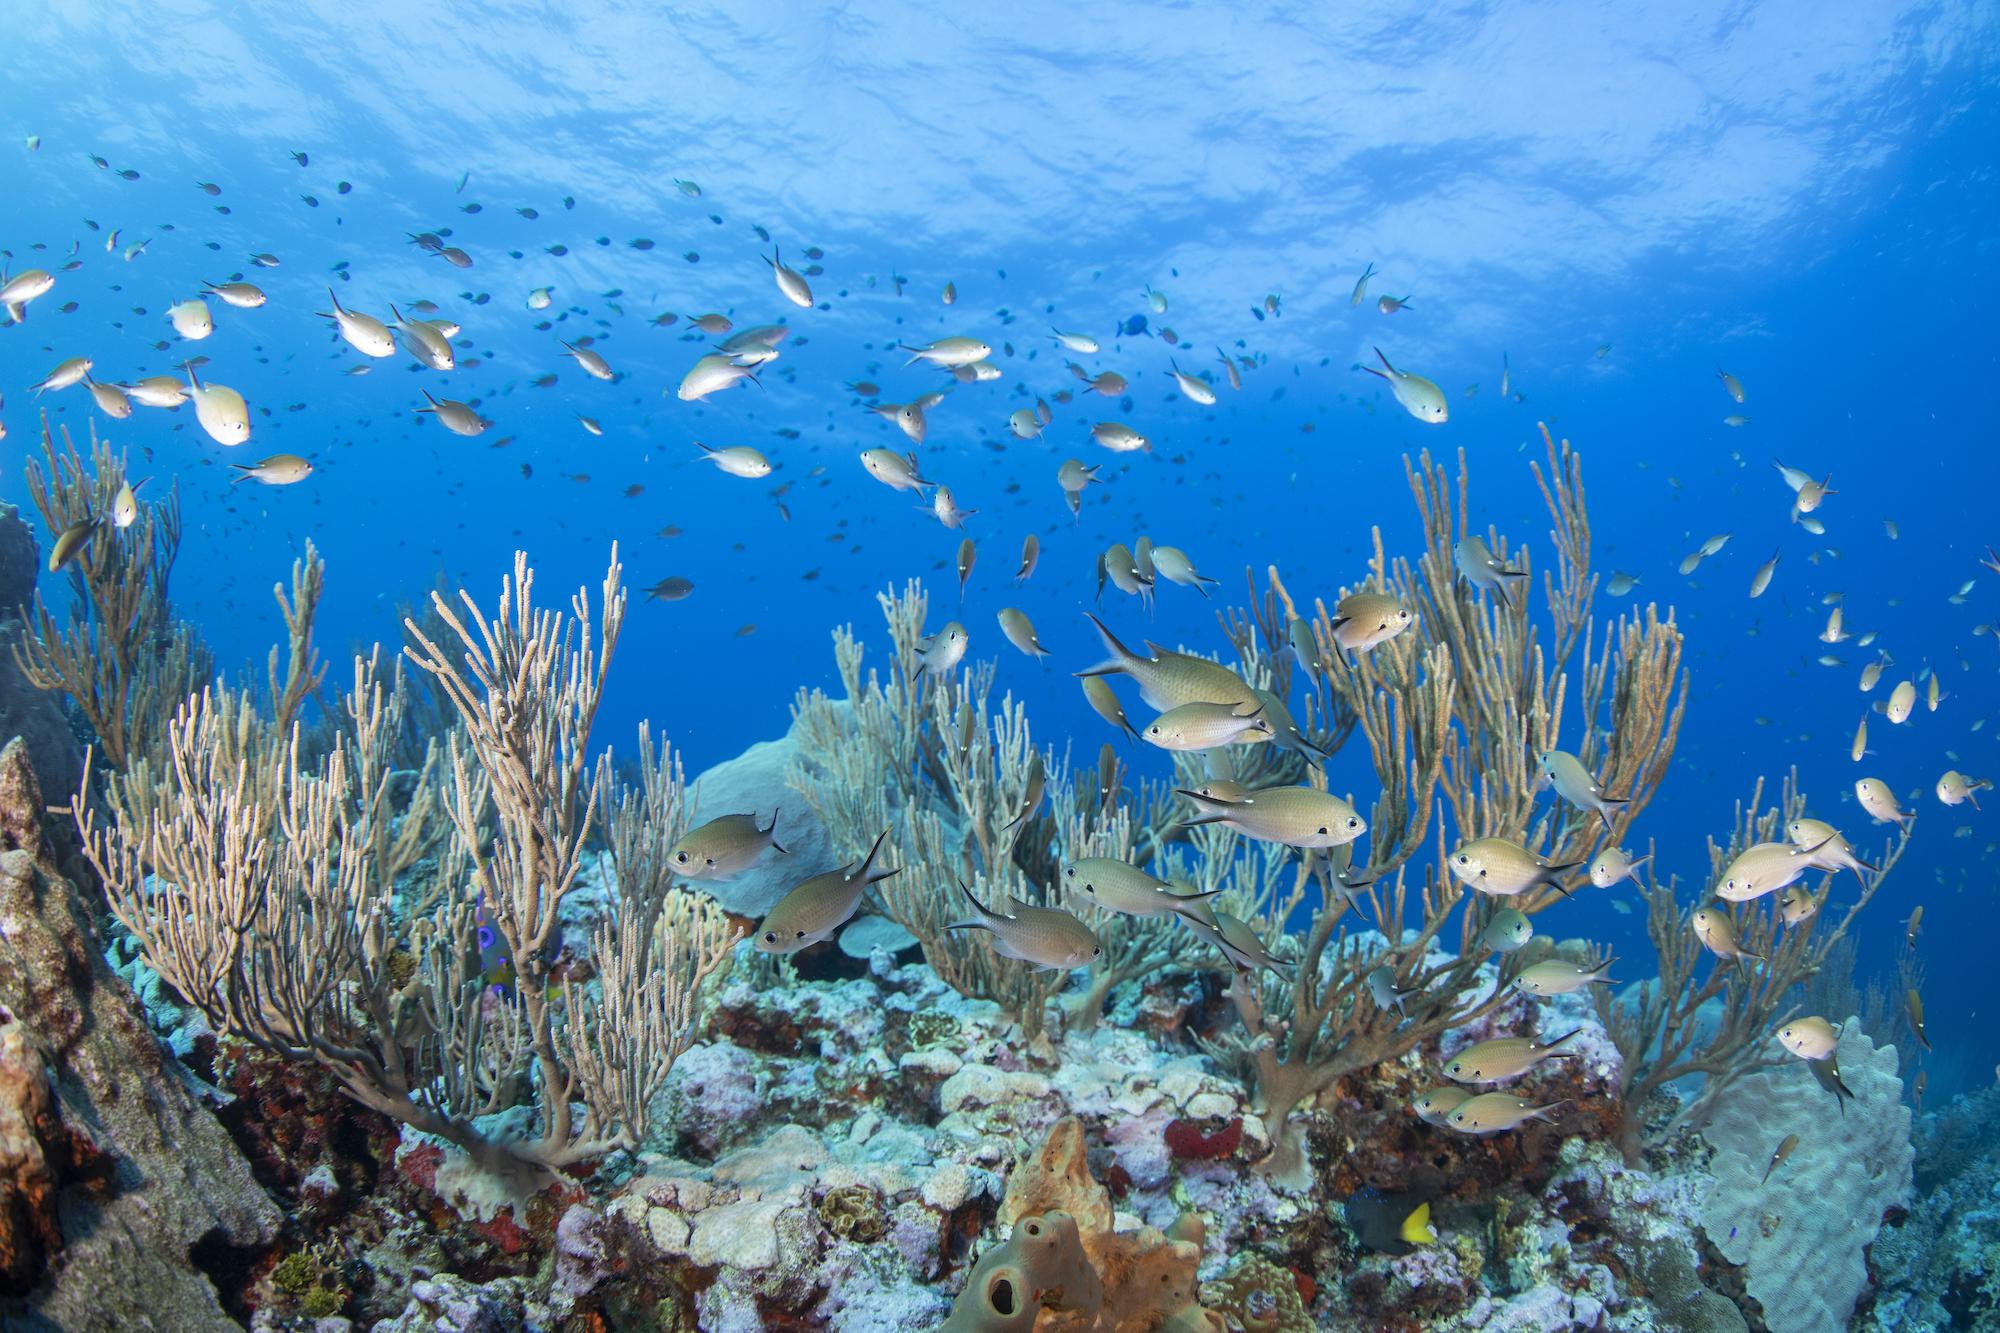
[
  {"x1": 669, "y1": 811, "x2": 787, "y2": 881},
  {"x1": 1350, "y1": 262, "x2": 1377, "y2": 307},
  {"x1": 1691, "y1": 907, "x2": 1763, "y2": 963},
  {"x1": 753, "y1": 829, "x2": 897, "y2": 954},
  {"x1": 1173, "y1": 906, "x2": 1293, "y2": 976},
  {"x1": 1444, "y1": 1028, "x2": 1581, "y2": 1085},
  {"x1": 31, "y1": 356, "x2": 92, "y2": 394},
  {"x1": 901, "y1": 336, "x2": 991, "y2": 369},
  {"x1": 1717, "y1": 369, "x2": 1746, "y2": 403},
  {"x1": 1714, "y1": 838, "x2": 1829, "y2": 901},
  {"x1": 204, "y1": 280, "x2": 266, "y2": 309},
  {"x1": 1061, "y1": 857, "x2": 1215, "y2": 918},
  {"x1": 1926, "y1": 674, "x2": 1942, "y2": 712},
  {"x1": 110, "y1": 479, "x2": 143, "y2": 528},
  {"x1": 1513, "y1": 955, "x2": 1617, "y2": 997},
  {"x1": 859, "y1": 448, "x2": 930, "y2": 494},
  {"x1": 931, "y1": 485, "x2": 976, "y2": 530},
  {"x1": 1329, "y1": 592, "x2": 1415, "y2": 661},
  {"x1": 1367, "y1": 964, "x2": 1424, "y2": 1013},
  {"x1": 83, "y1": 376, "x2": 131, "y2": 420},
  {"x1": 1906, "y1": 987, "x2": 1930, "y2": 1051},
  {"x1": 1454, "y1": 536, "x2": 1527, "y2": 606},
  {"x1": 185, "y1": 364, "x2": 250, "y2": 445},
  {"x1": 951, "y1": 539, "x2": 977, "y2": 601},
  {"x1": 1859, "y1": 656, "x2": 1888, "y2": 692},
  {"x1": 947, "y1": 880, "x2": 1099, "y2": 971},
  {"x1": 1937, "y1": 770, "x2": 1991, "y2": 807},
  {"x1": 997, "y1": 607, "x2": 1048, "y2": 659},
  {"x1": 1052, "y1": 328, "x2": 1099, "y2": 354},
  {"x1": 1143, "y1": 700, "x2": 1272, "y2": 751},
  {"x1": 1761, "y1": 1133, "x2": 1799, "y2": 1185},
  {"x1": 1412, "y1": 1086, "x2": 1473, "y2": 1128},
  {"x1": 1537, "y1": 750, "x2": 1628, "y2": 833},
  {"x1": 416, "y1": 389, "x2": 490, "y2": 437},
  {"x1": 1447, "y1": 838, "x2": 1578, "y2": 897},
  {"x1": 1588, "y1": 847, "x2": 1652, "y2": 888},
  {"x1": 230, "y1": 453, "x2": 313, "y2": 486},
  {"x1": 1851, "y1": 715, "x2": 1869, "y2": 763},
  {"x1": 916, "y1": 623, "x2": 969, "y2": 680},
  {"x1": 1075, "y1": 612, "x2": 1258, "y2": 713},
  {"x1": 1479, "y1": 908, "x2": 1533, "y2": 953},
  {"x1": 1176, "y1": 785, "x2": 1365, "y2": 849},
  {"x1": 1777, "y1": 884, "x2": 1820, "y2": 926},
  {"x1": 941, "y1": 280, "x2": 957, "y2": 305},
  {"x1": 1777, "y1": 1016, "x2": 1839, "y2": 1060},
  {"x1": 1007, "y1": 407, "x2": 1043, "y2": 440},
  {"x1": 1091, "y1": 421, "x2": 1150, "y2": 453},
  {"x1": 1907, "y1": 905, "x2": 1924, "y2": 948},
  {"x1": 561, "y1": 338, "x2": 616, "y2": 381},
  {"x1": 1606, "y1": 571, "x2": 1640, "y2": 596},
  {"x1": 694, "y1": 442, "x2": 772, "y2": 479},
  {"x1": 319, "y1": 288, "x2": 396, "y2": 358},
  {"x1": 1216, "y1": 347, "x2": 1241, "y2": 391},
  {"x1": 168, "y1": 298, "x2": 214, "y2": 341},
  {"x1": 1809, "y1": 1049, "x2": 1856, "y2": 1112},
  {"x1": 390, "y1": 303, "x2": 455, "y2": 370},
  {"x1": 1360, "y1": 346, "x2": 1448, "y2": 423},
  {"x1": 1015, "y1": 534, "x2": 1040, "y2": 582},
  {"x1": 47, "y1": 517, "x2": 99, "y2": 572},
  {"x1": 1749, "y1": 549, "x2": 1780, "y2": 598},
  {"x1": 1080, "y1": 676, "x2": 1139, "y2": 742},
  {"x1": 645, "y1": 576, "x2": 695, "y2": 602},
  {"x1": 1167, "y1": 359, "x2": 1216, "y2": 406},
  {"x1": 1144, "y1": 286, "x2": 1168, "y2": 313},
  {"x1": 676, "y1": 353, "x2": 758, "y2": 401},
  {"x1": 767, "y1": 248, "x2": 813, "y2": 308},
  {"x1": 1445, "y1": 1093, "x2": 1568, "y2": 1134},
  {"x1": 1855, "y1": 777, "x2": 1915, "y2": 828}
]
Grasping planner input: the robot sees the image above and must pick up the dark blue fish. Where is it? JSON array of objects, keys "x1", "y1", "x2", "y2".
[{"x1": 1116, "y1": 313, "x2": 1150, "y2": 337}]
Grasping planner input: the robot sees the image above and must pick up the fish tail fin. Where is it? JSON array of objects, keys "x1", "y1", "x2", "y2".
[
  {"x1": 855, "y1": 827, "x2": 891, "y2": 878},
  {"x1": 948, "y1": 879, "x2": 996, "y2": 932},
  {"x1": 1532, "y1": 1100, "x2": 1572, "y2": 1124},
  {"x1": 1075, "y1": 611, "x2": 1137, "y2": 679},
  {"x1": 228, "y1": 465, "x2": 254, "y2": 485},
  {"x1": 763, "y1": 809, "x2": 787, "y2": 854},
  {"x1": 1543, "y1": 1026, "x2": 1586, "y2": 1054}
]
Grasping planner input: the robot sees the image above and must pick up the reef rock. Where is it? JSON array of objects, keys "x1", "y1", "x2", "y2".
[
  {"x1": 1699, "y1": 1022, "x2": 1912, "y2": 1333},
  {"x1": 0, "y1": 738, "x2": 280, "y2": 1330}
]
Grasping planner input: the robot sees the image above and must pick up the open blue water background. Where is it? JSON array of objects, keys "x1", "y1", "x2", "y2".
[{"x1": 2, "y1": 2, "x2": 1995, "y2": 1092}]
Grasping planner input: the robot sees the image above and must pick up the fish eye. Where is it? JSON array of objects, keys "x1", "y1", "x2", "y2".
[
  {"x1": 1317, "y1": 826, "x2": 1328, "y2": 835},
  {"x1": 1347, "y1": 818, "x2": 1361, "y2": 830},
  {"x1": 795, "y1": 930, "x2": 805, "y2": 939},
  {"x1": 675, "y1": 851, "x2": 689, "y2": 863},
  {"x1": 1091, "y1": 947, "x2": 1102, "y2": 957},
  {"x1": 763, "y1": 932, "x2": 777, "y2": 944},
  {"x1": 1455, "y1": 854, "x2": 1469, "y2": 865}
]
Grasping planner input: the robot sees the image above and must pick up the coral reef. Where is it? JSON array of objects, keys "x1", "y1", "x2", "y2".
[
  {"x1": 1700, "y1": 1023, "x2": 1912, "y2": 1333},
  {"x1": 0, "y1": 426, "x2": 1927, "y2": 1329}
]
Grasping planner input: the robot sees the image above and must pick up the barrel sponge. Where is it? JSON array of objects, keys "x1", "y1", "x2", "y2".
[{"x1": 1698, "y1": 1022, "x2": 1912, "y2": 1333}]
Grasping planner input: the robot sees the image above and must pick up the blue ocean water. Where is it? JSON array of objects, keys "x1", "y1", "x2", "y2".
[{"x1": 1, "y1": 1, "x2": 1994, "y2": 1094}]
